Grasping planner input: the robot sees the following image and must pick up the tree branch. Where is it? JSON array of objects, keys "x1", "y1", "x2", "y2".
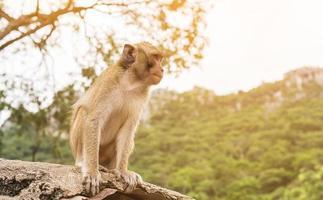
[
  {"x1": 0, "y1": 0, "x2": 151, "y2": 51},
  {"x1": 0, "y1": 4, "x2": 85, "y2": 50},
  {"x1": 0, "y1": 20, "x2": 52, "y2": 50},
  {"x1": 0, "y1": 9, "x2": 14, "y2": 22},
  {"x1": 0, "y1": 12, "x2": 37, "y2": 40}
]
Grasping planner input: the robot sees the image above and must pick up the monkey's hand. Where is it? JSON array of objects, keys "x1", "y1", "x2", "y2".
[
  {"x1": 113, "y1": 170, "x2": 142, "y2": 193},
  {"x1": 82, "y1": 171, "x2": 101, "y2": 195}
]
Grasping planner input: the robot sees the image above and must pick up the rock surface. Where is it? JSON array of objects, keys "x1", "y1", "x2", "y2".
[{"x1": 0, "y1": 159, "x2": 194, "y2": 200}]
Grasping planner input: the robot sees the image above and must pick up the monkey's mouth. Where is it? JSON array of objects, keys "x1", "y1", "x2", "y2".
[
  {"x1": 150, "y1": 74, "x2": 162, "y2": 84},
  {"x1": 152, "y1": 74, "x2": 162, "y2": 79},
  {"x1": 150, "y1": 71, "x2": 162, "y2": 79}
]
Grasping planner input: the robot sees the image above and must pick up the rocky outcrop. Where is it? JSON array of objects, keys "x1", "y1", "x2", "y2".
[
  {"x1": 284, "y1": 67, "x2": 323, "y2": 90},
  {"x1": 0, "y1": 159, "x2": 194, "y2": 200}
]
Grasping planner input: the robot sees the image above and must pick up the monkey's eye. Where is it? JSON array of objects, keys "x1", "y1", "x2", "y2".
[{"x1": 147, "y1": 63, "x2": 153, "y2": 68}]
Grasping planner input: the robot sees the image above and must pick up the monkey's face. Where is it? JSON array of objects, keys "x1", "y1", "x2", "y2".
[
  {"x1": 145, "y1": 54, "x2": 164, "y2": 85},
  {"x1": 121, "y1": 42, "x2": 164, "y2": 86}
]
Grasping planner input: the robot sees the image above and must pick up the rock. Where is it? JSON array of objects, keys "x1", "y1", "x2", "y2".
[{"x1": 0, "y1": 159, "x2": 194, "y2": 200}]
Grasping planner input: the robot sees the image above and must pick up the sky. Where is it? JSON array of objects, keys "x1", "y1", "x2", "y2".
[{"x1": 158, "y1": 0, "x2": 323, "y2": 95}]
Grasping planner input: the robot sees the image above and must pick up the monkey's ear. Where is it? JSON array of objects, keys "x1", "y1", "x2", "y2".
[{"x1": 121, "y1": 44, "x2": 137, "y2": 67}]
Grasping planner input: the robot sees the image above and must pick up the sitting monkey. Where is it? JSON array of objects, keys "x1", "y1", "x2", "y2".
[{"x1": 69, "y1": 42, "x2": 164, "y2": 195}]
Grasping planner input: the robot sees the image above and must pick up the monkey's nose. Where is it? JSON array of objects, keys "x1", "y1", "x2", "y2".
[{"x1": 161, "y1": 68, "x2": 164, "y2": 73}]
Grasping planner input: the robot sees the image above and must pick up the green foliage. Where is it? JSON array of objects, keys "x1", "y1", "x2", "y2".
[
  {"x1": 131, "y1": 83, "x2": 323, "y2": 199},
  {"x1": 0, "y1": 85, "x2": 76, "y2": 163},
  {"x1": 280, "y1": 167, "x2": 323, "y2": 200}
]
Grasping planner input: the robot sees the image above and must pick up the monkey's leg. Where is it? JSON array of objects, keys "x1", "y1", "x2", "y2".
[
  {"x1": 99, "y1": 142, "x2": 116, "y2": 171},
  {"x1": 82, "y1": 117, "x2": 101, "y2": 195},
  {"x1": 115, "y1": 119, "x2": 142, "y2": 193}
]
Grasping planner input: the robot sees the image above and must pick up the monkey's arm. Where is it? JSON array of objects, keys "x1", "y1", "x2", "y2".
[
  {"x1": 115, "y1": 116, "x2": 139, "y2": 171},
  {"x1": 82, "y1": 114, "x2": 101, "y2": 195},
  {"x1": 82, "y1": 106, "x2": 112, "y2": 195},
  {"x1": 83, "y1": 115, "x2": 100, "y2": 174}
]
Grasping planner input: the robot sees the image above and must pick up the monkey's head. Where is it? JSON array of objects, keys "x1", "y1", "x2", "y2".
[{"x1": 120, "y1": 42, "x2": 164, "y2": 85}]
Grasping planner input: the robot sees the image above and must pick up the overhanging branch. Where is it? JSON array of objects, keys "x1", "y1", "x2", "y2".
[
  {"x1": 0, "y1": 9, "x2": 14, "y2": 22},
  {"x1": 0, "y1": 0, "x2": 148, "y2": 51}
]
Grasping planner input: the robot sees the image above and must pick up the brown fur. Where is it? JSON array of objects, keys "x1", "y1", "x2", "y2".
[{"x1": 69, "y1": 42, "x2": 164, "y2": 195}]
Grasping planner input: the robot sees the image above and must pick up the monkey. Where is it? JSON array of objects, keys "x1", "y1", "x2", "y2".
[{"x1": 69, "y1": 42, "x2": 164, "y2": 195}]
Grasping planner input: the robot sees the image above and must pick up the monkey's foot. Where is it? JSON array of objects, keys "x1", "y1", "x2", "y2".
[
  {"x1": 82, "y1": 172, "x2": 101, "y2": 196},
  {"x1": 118, "y1": 170, "x2": 143, "y2": 193},
  {"x1": 98, "y1": 165, "x2": 109, "y2": 172}
]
